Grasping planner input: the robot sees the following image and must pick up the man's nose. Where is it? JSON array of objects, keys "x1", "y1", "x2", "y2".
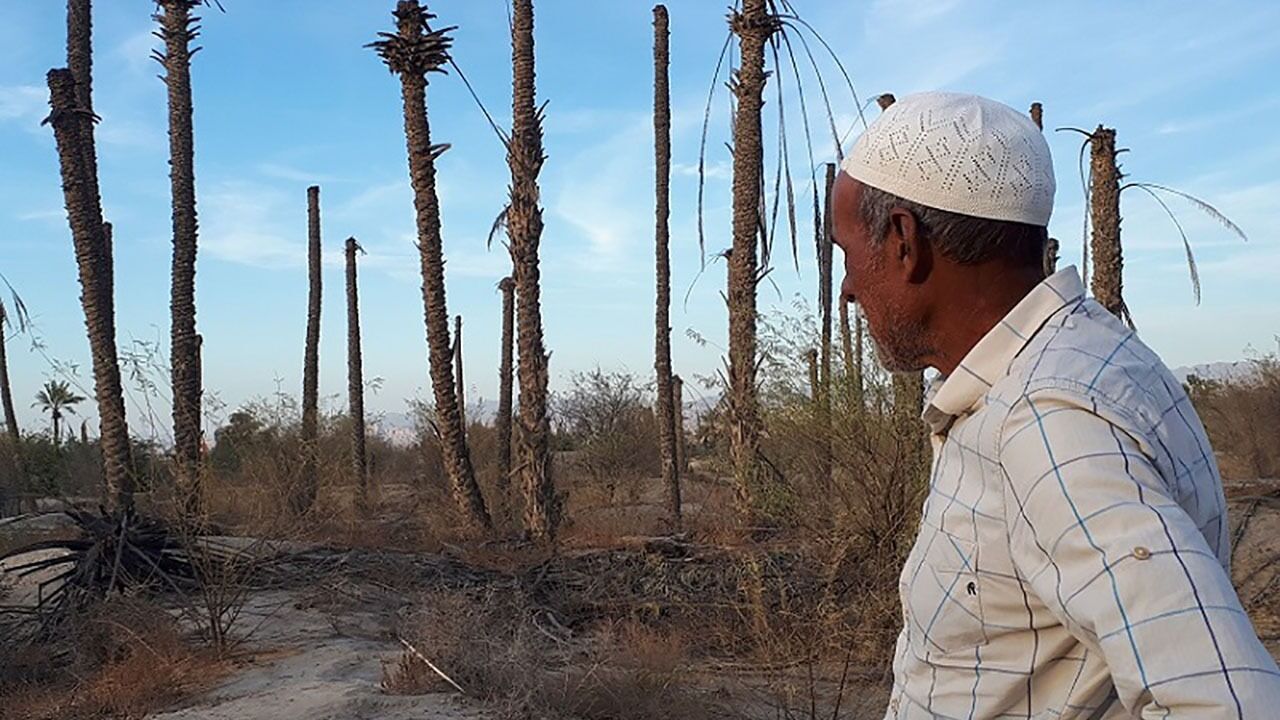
[{"x1": 840, "y1": 274, "x2": 856, "y2": 304}]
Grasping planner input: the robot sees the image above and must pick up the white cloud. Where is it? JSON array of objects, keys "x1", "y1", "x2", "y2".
[
  {"x1": 0, "y1": 84, "x2": 45, "y2": 124},
  {"x1": 258, "y1": 163, "x2": 341, "y2": 184}
]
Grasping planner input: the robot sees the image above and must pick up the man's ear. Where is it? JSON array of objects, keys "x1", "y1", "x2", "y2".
[{"x1": 888, "y1": 206, "x2": 932, "y2": 283}]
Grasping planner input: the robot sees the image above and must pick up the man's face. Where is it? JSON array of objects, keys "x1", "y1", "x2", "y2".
[{"x1": 831, "y1": 175, "x2": 932, "y2": 373}]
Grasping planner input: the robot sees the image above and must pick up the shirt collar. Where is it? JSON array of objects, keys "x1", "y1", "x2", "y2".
[{"x1": 922, "y1": 266, "x2": 1086, "y2": 433}]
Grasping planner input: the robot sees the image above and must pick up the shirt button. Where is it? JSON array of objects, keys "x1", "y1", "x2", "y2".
[{"x1": 1133, "y1": 546, "x2": 1151, "y2": 560}]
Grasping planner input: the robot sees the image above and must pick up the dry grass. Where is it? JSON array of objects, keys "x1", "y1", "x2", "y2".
[
  {"x1": 0, "y1": 597, "x2": 230, "y2": 720},
  {"x1": 1186, "y1": 356, "x2": 1280, "y2": 481}
]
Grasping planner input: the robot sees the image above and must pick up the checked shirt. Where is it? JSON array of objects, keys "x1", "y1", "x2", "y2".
[{"x1": 886, "y1": 267, "x2": 1280, "y2": 719}]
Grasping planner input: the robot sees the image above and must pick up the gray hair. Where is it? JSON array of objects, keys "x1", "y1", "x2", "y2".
[{"x1": 858, "y1": 184, "x2": 1048, "y2": 267}]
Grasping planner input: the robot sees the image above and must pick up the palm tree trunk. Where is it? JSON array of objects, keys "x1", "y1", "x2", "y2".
[
  {"x1": 839, "y1": 300, "x2": 855, "y2": 380},
  {"x1": 1029, "y1": 103, "x2": 1058, "y2": 278},
  {"x1": 53, "y1": 411, "x2": 62, "y2": 447},
  {"x1": 1029, "y1": 102, "x2": 1043, "y2": 130},
  {"x1": 1089, "y1": 126, "x2": 1124, "y2": 319},
  {"x1": 652, "y1": 4, "x2": 680, "y2": 531},
  {"x1": 672, "y1": 374, "x2": 686, "y2": 474},
  {"x1": 376, "y1": 3, "x2": 490, "y2": 532},
  {"x1": 726, "y1": 0, "x2": 774, "y2": 521},
  {"x1": 816, "y1": 162, "x2": 835, "y2": 481},
  {"x1": 156, "y1": 0, "x2": 203, "y2": 511},
  {"x1": 0, "y1": 304, "x2": 19, "y2": 443},
  {"x1": 496, "y1": 276, "x2": 515, "y2": 527},
  {"x1": 345, "y1": 237, "x2": 369, "y2": 512},
  {"x1": 454, "y1": 315, "x2": 466, "y2": 430},
  {"x1": 45, "y1": 69, "x2": 132, "y2": 512},
  {"x1": 509, "y1": 0, "x2": 556, "y2": 541},
  {"x1": 295, "y1": 184, "x2": 322, "y2": 515}
]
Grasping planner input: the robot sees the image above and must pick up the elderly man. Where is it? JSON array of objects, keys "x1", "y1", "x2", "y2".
[{"x1": 833, "y1": 92, "x2": 1280, "y2": 719}]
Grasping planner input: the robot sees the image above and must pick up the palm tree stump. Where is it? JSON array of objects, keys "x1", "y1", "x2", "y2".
[
  {"x1": 1089, "y1": 126, "x2": 1124, "y2": 319},
  {"x1": 345, "y1": 237, "x2": 369, "y2": 513},
  {"x1": 653, "y1": 4, "x2": 680, "y2": 530}
]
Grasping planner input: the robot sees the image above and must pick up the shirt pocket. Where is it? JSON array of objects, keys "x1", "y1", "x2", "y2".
[{"x1": 902, "y1": 519, "x2": 987, "y2": 659}]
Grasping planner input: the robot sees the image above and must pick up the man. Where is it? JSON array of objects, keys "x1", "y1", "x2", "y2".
[{"x1": 832, "y1": 92, "x2": 1280, "y2": 719}]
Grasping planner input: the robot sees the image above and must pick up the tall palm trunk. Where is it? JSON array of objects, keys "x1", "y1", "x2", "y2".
[
  {"x1": 345, "y1": 237, "x2": 369, "y2": 511},
  {"x1": 495, "y1": 277, "x2": 515, "y2": 527},
  {"x1": 672, "y1": 374, "x2": 686, "y2": 474},
  {"x1": 454, "y1": 315, "x2": 466, "y2": 429},
  {"x1": 53, "y1": 411, "x2": 63, "y2": 447},
  {"x1": 1089, "y1": 126, "x2": 1124, "y2": 319},
  {"x1": 371, "y1": 1, "x2": 491, "y2": 532},
  {"x1": 816, "y1": 162, "x2": 835, "y2": 481},
  {"x1": 726, "y1": 0, "x2": 776, "y2": 520},
  {"x1": 46, "y1": 69, "x2": 132, "y2": 512},
  {"x1": 0, "y1": 303, "x2": 19, "y2": 443},
  {"x1": 295, "y1": 184, "x2": 322, "y2": 515},
  {"x1": 156, "y1": 0, "x2": 203, "y2": 511},
  {"x1": 652, "y1": 4, "x2": 680, "y2": 529},
  {"x1": 509, "y1": 0, "x2": 556, "y2": 541}
]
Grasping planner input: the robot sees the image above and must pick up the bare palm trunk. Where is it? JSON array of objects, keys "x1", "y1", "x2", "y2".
[
  {"x1": 46, "y1": 69, "x2": 132, "y2": 512},
  {"x1": 806, "y1": 349, "x2": 819, "y2": 405},
  {"x1": 495, "y1": 276, "x2": 515, "y2": 527},
  {"x1": 156, "y1": 0, "x2": 204, "y2": 513},
  {"x1": 1089, "y1": 126, "x2": 1124, "y2": 319},
  {"x1": 839, "y1": 300, "x2": 855, "y2": 379},
  {"x1": 454, "y1": 315, "x2": 466, "y2": 430},
  {"x1": 726, "y1": 0, "x2": 775, "y2": 521},
  {"x1": 295, "y1": 184, "x2": 322, "y2": 515},
  {"x1": 816, "y1": 162, "x2": 835, "y2": 481},
  {"x1": 0, "y1": 304, "x2": 19, "y2": 443},
  {"x1": 346, "y1": 237, "x2": 369, "y2": 512},
  {"x1": 672, "y1": 374, "x2": 687, "y2": 474},
  {"x1": 371, "y1": 1, "x2": 491, "y2": 532},
  {"x1": 653, "y1": 4, "x2": 680, "y2": 530},
  {"x1": 509, "y1": 0, "x2": 556, "y2": 541},
  {"x1": 1030, "y1": 103, "x2": 1058, "y2": 277}
]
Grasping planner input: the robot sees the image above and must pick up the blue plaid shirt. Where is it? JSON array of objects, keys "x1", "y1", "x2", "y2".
[{"x1": 887, "y1": 267, "x2": 1280, "y2": 719}]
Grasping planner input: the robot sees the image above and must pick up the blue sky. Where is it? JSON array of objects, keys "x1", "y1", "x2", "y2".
[{"x1": 1, "y1": 0, "x2": 1277, "y2": 437}]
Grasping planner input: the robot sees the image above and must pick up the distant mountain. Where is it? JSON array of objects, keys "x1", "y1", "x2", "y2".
[{"x1": 1172, "y1": 360, "x2": 1260, "y2": 385}]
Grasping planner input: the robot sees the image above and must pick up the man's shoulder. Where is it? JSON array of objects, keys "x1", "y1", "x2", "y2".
[{"x1": 991, "y1": 298, "x2": 1184, "y2": 429}]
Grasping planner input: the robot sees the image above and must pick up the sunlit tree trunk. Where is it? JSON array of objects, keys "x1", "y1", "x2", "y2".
[
  {"x1": 495, "y1": 276, "x2": 515, "y2": 527},
  {"x1": 346, "y1": 237, "x2": 369, "y2": 512},
  {"x1": 293, "y1": 185, "x2": 322, "y2": 515},
  {"x1": 0, "y1": 303, "x2": 19, "y2": 443},
  {"x1": 372, "y1": 1, "x2": 491, "y2": 531},
  {"x1": 155, "y1": 0, "x2": 204, "y2": 512},
  {"x1": 652, "y1": 4, "x2": 680, "y2": 530},
  {"x1": 509, "y1": 0, "x2": 556, "y2": 541},
  {"x1": 726, "y1": 0, "x2": 775, "y2": 521},
  {"x1": 1090, "y1": 126, "x2": 1124, "y2": 319},
  {"x1": 46, "y1": 69, "x2": 132, "y2": 513}
]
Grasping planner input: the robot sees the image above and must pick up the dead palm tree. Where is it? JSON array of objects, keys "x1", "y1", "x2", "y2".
[
  {"x1": 34, "y1": 380, "x2": 85, "y2": 446},
  {"x1": 652, "y1": 4, "x2": 680, "y2": 529},
  {"x1": 454, "y1": 314, "x2": 466, "y2": 429},
  {"x1": 154, "y1": 0, "x2": 204, "y2": 510},
  {"x1": 45, "y1": 68, "x2": 133, "y2": 512},
  {"x1": 507, "y1": 0, "x2": 556, "y2": 541},
  {"x1": 345, "y1": 237, "x2": 369, "y2": 511},
  {"x1": 495, "y1": 276, "x2": 515, "y2": 527},
  {"x1": 1088, "y1": 126, "x2": 1124, "y2": 319},
  {"x1": 294, "y1": 184, "x2": 322, "y2": 516},
  {"x1": 672, "y1": 374, "x2": 687, "y2": 474},
  {"x1": 1070, "y1": 124, "x2": 1246, "y2": 325},
  {"x1": 815, "y1": 161, "x2": 834, "y2": 480},
  {"x1": 370, "y1": 0, "x2": 491, "y2": 532},
  {"x1": 724, "y1": 0, "x2": 779, "y2": 520},
  {"x1": 0, "y1": 298, "x2": 24, "y2": 443}
]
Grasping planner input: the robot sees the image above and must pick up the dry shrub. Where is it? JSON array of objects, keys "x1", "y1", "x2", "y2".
[
  {"x1": 0, "y1": 597, "x2": 227, "y2": 720},
  {"x1": 394, "y1": 588, "x2": 722, "y2": 719},
  {"x1": 1186, "y1": 355, "x2": 1280, "y2": 480}
]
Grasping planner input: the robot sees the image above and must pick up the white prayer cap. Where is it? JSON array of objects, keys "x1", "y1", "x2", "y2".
[{"x1": 840, "y1": 92, "x2": 1055, "y2": 227}]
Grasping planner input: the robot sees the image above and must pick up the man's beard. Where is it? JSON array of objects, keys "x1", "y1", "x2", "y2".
[{"x1": 869, "y1": 317, "x2": 933, "y2": 374}]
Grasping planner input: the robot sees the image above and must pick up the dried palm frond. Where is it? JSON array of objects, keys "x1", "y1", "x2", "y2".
[{"x1": 367, "y1": 2, "x2": 456, "y2": 78}]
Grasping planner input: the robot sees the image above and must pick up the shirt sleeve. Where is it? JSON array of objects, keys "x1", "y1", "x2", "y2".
[{"x1": 998, "y1": 386, "x2": 1280, "y2": 717}]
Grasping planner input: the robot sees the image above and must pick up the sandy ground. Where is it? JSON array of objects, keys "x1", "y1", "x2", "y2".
[{"x1": 150, "y1": 591, "x2": 491, "y2": 720}]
